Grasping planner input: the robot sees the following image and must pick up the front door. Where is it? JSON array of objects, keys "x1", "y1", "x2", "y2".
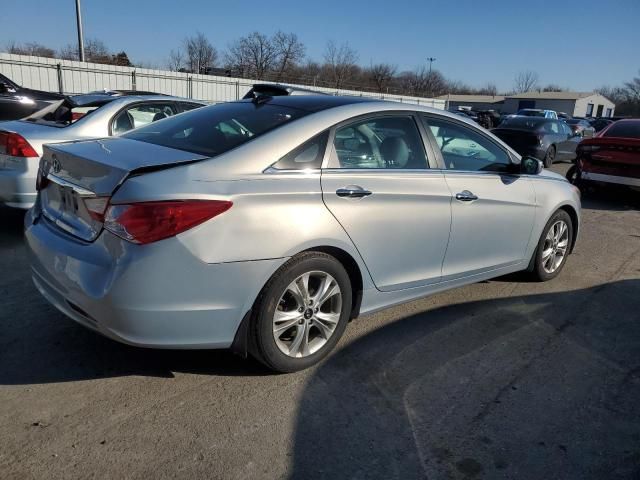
[
  {"x1": 321, "y1": 114, "x2": 452, "y2": 292},
  {"x1": 421, "y1": 115, "x2": 537, "y2": 280}
]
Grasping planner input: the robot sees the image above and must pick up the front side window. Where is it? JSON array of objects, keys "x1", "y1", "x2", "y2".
[
  {"x1": 112, "y1": 103, "x2": 178, "y2": 135},
  {"x1": 424, "y1": 116, "x2": 511, "y2": 172},
  {"x1": 331, "y1": 116, "x2": 428, "y2": 169}
]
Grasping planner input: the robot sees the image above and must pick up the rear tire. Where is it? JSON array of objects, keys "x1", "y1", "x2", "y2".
[
  {"x1": 543, "y1": 145, "x2": 556, "y2": 168},
  {"x1": 566, "y1": 165, "x2": 582, "y2": 189},
  {"x1": 529, "y1": 210, "x2": 573, "y2": 282},
  {"x1": 249, "y1": 252, "x2": 352, "y2": 373}
]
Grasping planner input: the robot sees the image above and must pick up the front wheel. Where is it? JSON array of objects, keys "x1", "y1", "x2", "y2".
[
  {"x1": 530, "y1": 210, "x2": 573, "y2": 282},
  {"x1": 250, "y1": 252, "x2": 352, "y2": 373},
  {"x1": 566, "y1": 165, "x2": 582, "y2": 189}
]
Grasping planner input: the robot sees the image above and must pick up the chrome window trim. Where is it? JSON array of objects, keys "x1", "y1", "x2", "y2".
[{"x1": 47, "y1": 174, "x2": 95, "y2": 197}]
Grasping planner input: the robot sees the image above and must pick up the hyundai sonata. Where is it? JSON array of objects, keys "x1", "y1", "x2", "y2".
[{"x1": 25, "y1": 95, "x2": 581, "y2": 372}]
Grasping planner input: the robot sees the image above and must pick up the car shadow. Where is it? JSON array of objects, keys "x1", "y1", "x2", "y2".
[
  {"x1": 289, "y1": 280, "x2": 640, "y2": 479},
  {"x1": 580, "y1": 187, "x2": 640, "y2": 212}
]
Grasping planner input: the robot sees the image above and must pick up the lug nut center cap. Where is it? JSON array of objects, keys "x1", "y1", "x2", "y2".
[{"x1": 303, "y1": 308, "x2": 313, "y2": 320}]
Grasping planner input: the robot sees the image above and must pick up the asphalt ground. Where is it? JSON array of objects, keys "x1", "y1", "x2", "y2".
[{"x1": 1, "y1": 163, "x2": 639, "y2": 479}]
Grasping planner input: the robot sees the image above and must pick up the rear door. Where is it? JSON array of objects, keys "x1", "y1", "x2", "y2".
[
  {"x1": 321, "y1": 113, "x2": 452, "y2": 292},
  {"x1": 421, "y1": 114, "x2": 536, "y2": 280}
]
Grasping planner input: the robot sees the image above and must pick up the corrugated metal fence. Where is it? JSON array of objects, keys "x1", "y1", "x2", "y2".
[{"x1": 0, "y1": 52, "x2": 446, "y2": 109}]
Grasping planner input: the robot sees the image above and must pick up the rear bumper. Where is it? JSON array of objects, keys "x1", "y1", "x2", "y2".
[
  {"x1": 25, "y1": 210, "x2": 287, "y2": 349},
  {"x1": 581, "y1": 172, "x2": 640, "y2": 187},
  {"x1": 0, "y1": 167, "x2": 37, "y2": 209}
]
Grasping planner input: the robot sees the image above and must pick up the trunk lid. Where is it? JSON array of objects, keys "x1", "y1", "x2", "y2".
[{"x1": 38, "y1": 137, "x2": 209, "y2": 241}]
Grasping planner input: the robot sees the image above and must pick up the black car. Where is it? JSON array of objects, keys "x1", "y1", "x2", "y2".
[
  {"x1": 242, "y1": 83, "x2": 324, "y2": 100},
  {"x1": 0, "y1": 73, "x2": 64, "y2": 121},
  {"x1": 492, "y1": 116, "x2": 582, "y2": 167},
  {"x1": 589, "y1": 117, "x2": 614, "y2": 132}
]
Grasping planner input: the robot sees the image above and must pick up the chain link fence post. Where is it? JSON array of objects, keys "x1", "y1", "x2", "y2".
[{"x1": 56, "y1": 63, "x2": 64, "y2": 94}]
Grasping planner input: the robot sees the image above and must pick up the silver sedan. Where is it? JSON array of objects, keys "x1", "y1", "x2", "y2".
[
  {"x1": 0, "y1": 93, "x2": 205, "y2": 208},
  {"x1": 25, "y1": 95, "x2": 581, "y2": 372}
]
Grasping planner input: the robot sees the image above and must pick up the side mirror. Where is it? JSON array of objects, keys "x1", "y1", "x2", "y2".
[{"x1": 521, "y1": 156, "x2": 543, "y2": 175}]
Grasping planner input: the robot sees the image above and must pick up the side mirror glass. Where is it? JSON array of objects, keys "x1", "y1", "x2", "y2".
[{"x1": 521, "y1": 156, "x2": 543, "y2": 175}]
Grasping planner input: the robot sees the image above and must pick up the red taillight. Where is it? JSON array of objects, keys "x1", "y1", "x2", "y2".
[
  {"x1": 0, "y1": 131, "x2": 38, "y2": 157},
  {"x1": 104, "y1": 200, "x2": 232, "y2": 245}
]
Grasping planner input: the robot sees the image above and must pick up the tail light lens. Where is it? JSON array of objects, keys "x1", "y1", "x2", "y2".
[
  {"x1": 0, "y1": 131, "x2": 38, "y2": 157},
  {"x1": 104, "y1": 200, "x2": 232, "y2": 245}
]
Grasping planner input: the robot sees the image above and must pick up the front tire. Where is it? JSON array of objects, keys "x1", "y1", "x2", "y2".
[
  {"x1": 249, "y1": 252, "x2": 352, "y2": 373},
  {"x1": 530, "y1": 210, "x2": 573, "y2": 282}
]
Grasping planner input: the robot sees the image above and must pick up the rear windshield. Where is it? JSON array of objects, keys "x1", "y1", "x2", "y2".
[
  {"x1": 123, "y1": 101, "x2": 309, "y2": 156},
  {"x1": 517, "y1": 110, "x2": 544, "y2": 117},
  {"x1": 500, "y1": 117, "x2": 547, "y2": 130},
  {"x1": 602, "y1": 121, "x2": 640, "y2": 139},
  {"x1": 23, "y1": 97, "x2": 109, "y2": 127}
]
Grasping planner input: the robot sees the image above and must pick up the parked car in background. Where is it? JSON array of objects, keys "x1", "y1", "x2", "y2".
[
  {"x1": 567, "y1": 119, "x2": 640, "y2": 191},
  {"x1": 492, "y1": 116, "x2": 581, "y2": 166},
  {"x1": 516, "y1": 108, "x2": 559, "y2": 120},
  {"x1": 24, "y1": 95, "x2": 580, "y2": 373},
  {"x1": 0, "y1": 93, "x2": 205, "y2": 208},
  {"x1": 565, "y1": 118, "x2": 595, "y2": 138},
  {"x1": 0, "y1": 73, "x2": 64, "y2": 121},
  {"x1": 557, "y1": 112, "x2": 571, "y2": 120},
  {"x1": 589, "y1": 117, "x2": 614, "y2": 133}
]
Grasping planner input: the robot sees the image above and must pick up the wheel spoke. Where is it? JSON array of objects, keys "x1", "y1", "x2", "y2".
[
  {"x1": 313, "y1": 318, "x2": 334, "y2": 339},
  {"x1": 315, "y1": 276, "x2": 339, "y2": 308},
  {"x1": 273, "y1": 311, "x2": 302, "y2": 335},
  {"x1": 315, "y1": 311, "x2": 340, "y2": 325},
  {"x1": 541, "y1": 246, "x2": 554, "y2": 262},
  {"x1": 288, "y1": 323, "x2": 306, "y2": 356}
]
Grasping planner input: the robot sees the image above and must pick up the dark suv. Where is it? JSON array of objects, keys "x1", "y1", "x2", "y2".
[{"x1": 0, "y1": 73, "x2": 65, "y2": 121}]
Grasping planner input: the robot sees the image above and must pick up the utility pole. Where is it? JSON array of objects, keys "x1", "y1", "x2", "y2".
[
  {"x1": 75, "y1": 0, "x2": 85, "y2": 62},
  {"x1": 426, "y1": 57, "x2": 436, "y2": 73}
]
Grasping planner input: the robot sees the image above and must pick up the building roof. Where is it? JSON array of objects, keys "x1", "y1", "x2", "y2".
[
  {"x1": 437, "y1": 94, "x2": 505, "y2": 103},
  {"x1": 506, "y1": 91, "x2": 596, "y2": 100}
]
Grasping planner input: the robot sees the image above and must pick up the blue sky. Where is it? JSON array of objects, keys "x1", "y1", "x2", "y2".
[{"x1": 3, "y1": 0, "x2": 639, "y2": 92}]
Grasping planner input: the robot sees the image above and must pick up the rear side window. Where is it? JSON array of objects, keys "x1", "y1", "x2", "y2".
[
  {"x1": 602, "y1": 121, "x2": 640, "y2": 139},
  {"x1": 112, "y1": 103, "x2": 178, "y2": 135},
  {"x1": 179, "y1": 102, "x2": 204, "y2": 112},
  {"x1": 272, "y1": 132, "x2": 328, "y2": 170},
  {"x1": 330, "y1": 116, "x2": 429, "y2": 169},
  {"x1": 124, "y1": 102, "x2": 309, "y2": 156}
]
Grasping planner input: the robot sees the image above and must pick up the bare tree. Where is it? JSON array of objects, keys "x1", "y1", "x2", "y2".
[
  {"x1": 477, "y1": 83, "x2": 498, "y2": 96},
  {"x1": 368, "y1": 63, "x2": 397, "y2": 93},
  {"x1": 323, "y1": 41, "x2": 359, "y2": 89},
  {"x1": 225, "y1": 32, "x2": 278, "y2": 78},
  {"x1": 514, "y1": 70, "x2": 539, "y2": 93},
  {"x1": 542, "y1": 84, "x2": 565, "y2": 92},
  {"x1": 7, "y1": 41, "x2": 55, "y2": 58},
  {"x1": 167, "y1": 49, "x2": 184, "y2": 71},
  {"x1": 184, "y1": 32, "x2": 217, "y2": 74},
  {"x1": 272, "y1": 31, "x2": 305, "y2": 81}
]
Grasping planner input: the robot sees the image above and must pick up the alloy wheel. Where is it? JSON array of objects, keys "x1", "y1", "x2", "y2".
[
  {"x1": 272, "y1": 271, "x2": 342, "y2": 358},
  {"x1": 541, "y1": 220, "x2": 569, "y2": 274}
]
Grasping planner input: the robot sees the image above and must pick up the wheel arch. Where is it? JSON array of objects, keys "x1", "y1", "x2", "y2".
[{"x1": 558, "y1": 204, "x2": 579, "y2": 253}]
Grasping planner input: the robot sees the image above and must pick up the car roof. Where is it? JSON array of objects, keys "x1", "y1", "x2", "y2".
[
  {"x1": 235, "y1": 94, "x2": 375, "y2": 112},
  {"x1": 69, "y1": 93, "x2": 202, "y2": 107}
]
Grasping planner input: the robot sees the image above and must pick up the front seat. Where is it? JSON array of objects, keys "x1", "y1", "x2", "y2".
[
  {"x1": 380, "y1": 136, "x2": 410, "y2": 168},
  {"x1": 113, "y1": 111, "x2": 134, "y2": 134},
  {"x1": 152, "y1": 111, "x2": 168, "y2": 122}
]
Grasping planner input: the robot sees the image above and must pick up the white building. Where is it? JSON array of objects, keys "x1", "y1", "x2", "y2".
[{"x1": 501, "y1": 91, "x2": 615, "y2": 118}]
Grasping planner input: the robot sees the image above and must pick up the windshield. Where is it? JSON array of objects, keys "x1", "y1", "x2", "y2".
[
  {"x1": 23, "y1": 97, "x2": 110, "y2": 127},
  {"x1": 123, "y1": 101, "x2": 310, "y2": 156},
  {"x1": 602, "y1": 121, "x2": 640, "y2": 139},
  {"x1": 500, "y1": 117, "x2": 547, "y2": 130}
]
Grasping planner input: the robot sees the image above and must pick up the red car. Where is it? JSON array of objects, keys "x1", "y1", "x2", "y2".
[{"x1": 567, "y1": 119, "x2": 640, "y2": 191}]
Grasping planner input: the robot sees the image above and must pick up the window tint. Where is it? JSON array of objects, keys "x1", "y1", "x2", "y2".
[
  {"x1": 112, "y1": 103, "x2": 178, "y2": 135},
  {"x1": 123, "y1": 102, "x2": 309, "y2": 156},
  {"x1": 179, "y1": 102, "x2": 204, "y2": 112},
  {"x1": 602, "y1": 121, "x2": 640, "y2": 139},
  {"x1": 331, "y1": 116, "x2": 428, "y2": 169},
  {"x1": 272, "y1": 132, "x2": 329, "y2": 170},
  {"x1": 424, "y1": 116, "x2": 511, "y2": 172}
]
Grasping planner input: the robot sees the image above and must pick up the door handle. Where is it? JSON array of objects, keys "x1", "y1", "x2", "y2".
[
  {"x1": 455, "y1": 190, "x2": 478, "y2": 202},
  {"x1": 336, "y1": 186, "x2": 372, "y2": 198}
]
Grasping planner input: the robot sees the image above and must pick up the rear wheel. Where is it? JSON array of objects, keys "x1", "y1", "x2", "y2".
[
  {"x1": 543, "y1": 145, "x2": 556, "y2": 168},
  {"x1": 530, "y1": 210, "x2": 573, "y2": 282},
  {"x1": 250, "y1": 252, "x2": 352, "y2": 373}
]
